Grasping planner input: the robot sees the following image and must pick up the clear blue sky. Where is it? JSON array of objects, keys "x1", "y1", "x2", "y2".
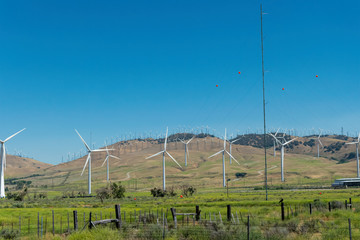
[{"x1": 0, "y1": 0, "x2": 359, "y2": 164}]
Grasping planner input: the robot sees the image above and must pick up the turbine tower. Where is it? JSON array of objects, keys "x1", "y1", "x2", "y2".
[
  {"x1": 269, "y1": 133, "x2": 297, "y2": 182},
  {"x1": 76, "y1": 130, "x2": 110, "y2": 195},
  {"x1": 346, "y1": 133, "x2": 360, "y2": 178},
  {"x1": 314, "y1": 129, "x2": 323, "y2": 158},
  {"x1": 146, "y1": 127, "x2": 182, "y2": 190},
  {"x1": 101, "y1": 144, "x2": 120, "y2": 182},
  {"x1": 0, "y1": 128, "x2": 26, "y2": 198},
  {"x1": 179, "y1": 136, "x2": 194, "y2": 167},
  {"x1": 209, "y1": 129, "x2": 240, "y2": 187}
]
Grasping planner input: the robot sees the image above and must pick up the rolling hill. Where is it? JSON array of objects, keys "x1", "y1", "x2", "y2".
[{"x1": 7, "y1": 133, "x2": 360, "y2": 194}]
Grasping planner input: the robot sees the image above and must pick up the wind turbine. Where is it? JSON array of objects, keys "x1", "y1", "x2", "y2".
[
  {"x1": 146, "y1": 127, "x2": 182, "y2": 190},
  {"x1": 0, "y1": 128, "x2": 26, "y2": 198},
  {"x1": 269, "y1": 133, "x2": 297, "y2": 182},
  {"x1": 101, "y1": 144, "x2": 120, "y2": 182},
  {"x1": 346, "y1": 133, "x2": 360, "y2": 178},
  {"x1": 228, "y1": 136, "x2": 242, "y2": 164},
  {"x1": 179, "y1": 136, "x2": 194, "y2": 167},
  {"x1": 314, "y1": 129, "x2": 323, "y2": 158},
  {"x1": 209, "y1": 129, "x2": 240, "y2": 187},
  {"x1": 75, "y1": 130, "x2": 110, "y2": 195}
]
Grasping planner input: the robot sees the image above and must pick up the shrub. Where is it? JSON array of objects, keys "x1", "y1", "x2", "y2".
[
  {"x1": 96, "y1": 186, "x2": 111, "y2": 203},
  {"x1": 0, "y1": 229, "x2": 19, "y2": 239},
  {"x1": 110, "y1": 182, "x2": 126, "y2": 199},
  {"x1": 180, "y1": 185, "x2": 196, "y2": 197}
]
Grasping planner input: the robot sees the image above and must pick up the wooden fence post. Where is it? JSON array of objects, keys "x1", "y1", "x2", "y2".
[
  {"x1": 196, "y1": 206, "x2": 200, "y2": 221},
  {"x1": 73, "y1": 211, "x2": 78, "y2": 231},
  {"x1": 115, "y1": 204, "x2": 121, "y2": 229},
  {"x1": 170, "y1": 208, "x2": 177, "y2": 228},
  {"x1": 247, "y1": 215, "x2": 250, "y2": 240},
  {"x1": 281, "y1": 202, "x2": 285, "y2": 221},
  {"x1": 52, "y1": 210, "x2": 55, "y2": 235},
  {"x1": 349, "y1": 198, "x2": 352, "y2": 208},
  {"x1": 37, "y1": 212, "x2": 39, "y2": 238},
  {"x1": 89, "y1": 212, "x2": 92, "y2": 229},
  {"x1": 328, "y1": 202, "x2": 331, "y2": 212},
  {"x1": 309, "y1": 203, "x2": 312, "y2": 215},
  {"x1": 227, "y1": 205, "x2": 231, "y2": 222},
  {"x1": 349, "y1": 218, "x2": 352, "y2": 240}
]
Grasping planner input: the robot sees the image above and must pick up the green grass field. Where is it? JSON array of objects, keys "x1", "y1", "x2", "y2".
[{"x1": 1, "y1": 187, "x2": 360, "y2": 239}]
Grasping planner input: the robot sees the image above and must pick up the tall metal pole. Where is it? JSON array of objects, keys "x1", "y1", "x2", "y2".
[
  {"x1": 163, "y1": 152, "x2": 166, "y2": 190},
  {"x1": 260, "y1": 4, "x2": 268, "y2": 200},
  {"x1": 222, "y1": 151, "x2": 226, "y2": 187},
  {"x1": 357, "y1": 143, "x2": 359, "y2": 178},
  {"x1": 185, "y1": 144, "x2": 188, "y2": 167},
  {"x1": 107, "y1": 157, "x2": 109, "y2": 182},
  {"x1": 88, "y1": 155, "x2": 91, "y2": 195}
]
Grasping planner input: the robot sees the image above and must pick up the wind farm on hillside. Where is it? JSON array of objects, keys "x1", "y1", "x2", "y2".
[
  {"x1": 3, "y1": 128, "x2": 360, "y2": 195},
  {"x1": 0, "y1": 1, "x2": 359, "y2": 239}
]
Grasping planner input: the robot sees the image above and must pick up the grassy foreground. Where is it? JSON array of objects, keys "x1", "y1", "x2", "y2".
[{"x1": 0, "y1": 187, "x2": 360, "y2": 239}]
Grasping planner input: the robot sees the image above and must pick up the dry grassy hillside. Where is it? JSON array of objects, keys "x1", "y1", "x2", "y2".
[
  {"x1": 17, "y1": 134, "x2": 360, "y2": 193},
  {"x1": 4, "y1": 155, "x2": 52, "y2": 177}
]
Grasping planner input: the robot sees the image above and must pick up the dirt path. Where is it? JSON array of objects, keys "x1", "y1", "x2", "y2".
[{"x1": 257, "y1": 165, "x2": 277, "y2": 176}]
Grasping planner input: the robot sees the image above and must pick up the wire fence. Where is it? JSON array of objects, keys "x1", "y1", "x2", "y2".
[{"x1": 0, "y1": 202, "x2": 359, "y2": 239}]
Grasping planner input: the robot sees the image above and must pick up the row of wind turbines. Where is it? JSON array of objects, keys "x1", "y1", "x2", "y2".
[{"x1": 1, "y1": 127, "x2": 359, "y2": 197}]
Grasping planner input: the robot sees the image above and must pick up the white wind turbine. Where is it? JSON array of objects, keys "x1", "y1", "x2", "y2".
[
  {"x1": 346, "y1": 133, "x2": 360, "y2": 178},
  {"x1": 101, "y1": 144, "x2": 120, "y2": 182},
  {"x1": 314, "y1": 129, "x2": 323, "y2": 158},
  {"x1": 146, "y1": 127, "x2": 182, "y2": 190},
  {"x1": 0, "y1": 128, "x2": 26, "y2": 198},
  {"x1": 75, "y1": 130, "x2": 110, "y2": 195},
  {"x1": 179, "y1": 136, "x2": 194, "y2": 167},
  {"x1": 269, "y1": 133, "x2": 297, "y2": 182},
  {"x1": 209, "y1": 129, "x2": 240, "y2": 187}
]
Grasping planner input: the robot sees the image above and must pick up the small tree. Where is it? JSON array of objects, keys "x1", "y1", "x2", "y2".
[
  {"x1": 96, "y1": 186, "x2": 111, "y2": 203},
  {"x1": 110, "y1": 182, "x2": 125, "y2": 199},
  {"x1": 180, "y1": 185, "x2": 196, "y2": 197}
]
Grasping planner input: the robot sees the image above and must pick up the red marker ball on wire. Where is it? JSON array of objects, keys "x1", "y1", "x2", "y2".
[
  {"x1": 238, "y1": 72, "x2": 241, "y2": 74},
  {"x1": 316, "y1": 75, "x2": 318, "y2": 77},
  {"x1": 282, "y1": 88, "x2": 284, "y2": 90},
  {"x1": 216, "y1": 85, "x2": 218, "y2": 87}
]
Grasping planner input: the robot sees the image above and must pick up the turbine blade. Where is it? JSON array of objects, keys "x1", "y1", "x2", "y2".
[
  {"x1": 346, "y1": 142, "x2": 357, "y2": 145},
  {"x1": 109, "y1": 155, "x2": 120, "y2": 160},
  {"x1": 187, "y1": 137, "x2": 195, "y2": 144},
  {"x1": 101, "y1": 156, "x2": 109, "y2": 167},
  {"x1": 81, "y1": 154, "x2": 91, "y2": 176},
  {"x1": 91, "y1": 149, "x2": 109, "y2": 152},
  {"x1": 4, "y1": 128, "x2": 26, "y2": 142},
  {"x1": 319, "y1": 139, "x2": 324, "y2": 148},
  {"x1": 146, "y1": 151, "x2": 164, "y2": 159},
  {"x1": 179, "y1": 139, "x2": 186, "y2": 144},
  {"x1": 225, "y1": 150, "x2": 240, "y2": 165},
  {"x1": 231, "y1": 138, "x2": 241, "y2": 144},
  {"x1": 164, "y1": 127, "x2": 168, "y2": 151},
  {"x1": 223, "y1": 128, "x2": 227, "y2": 149},
  {"x1": 166, "y1": 151, "x2": 182, "y2": 168},
  {"x1": 358, "y1": 132, "x2": 360, "y2": 143},
  {"x1": 75, "y1": 129, "x2": 91, "y2": 151},
  {"x1": 275, "y1": 128, "x2": 280, "y2": 136},
  {"x1": 284, "y1": 137, "x2": 298, "y2": 145},
  {"x1": 208, "y1": 150, "x2": 224, "y2": 158}
]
